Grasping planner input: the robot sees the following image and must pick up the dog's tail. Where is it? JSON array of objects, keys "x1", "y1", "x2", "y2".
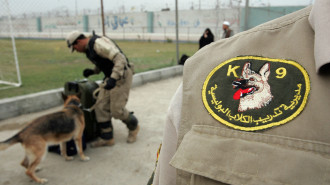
[{"x1": 0, "y1": 134, "x2": 21, "y2": 151}]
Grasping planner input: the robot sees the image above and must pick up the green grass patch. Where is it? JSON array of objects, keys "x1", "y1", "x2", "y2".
[{"x1": 0, "y1": 39, "x2": 198, "y2": 99}]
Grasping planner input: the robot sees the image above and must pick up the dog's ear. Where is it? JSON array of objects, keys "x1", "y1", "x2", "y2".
[
  {"x1": 242, "y1": 62, "x2": 252, "y2": 78},
  {"x1": 76, "y1": 92, "x2": 82, "y2": 99},
  {"x1": 62, "y1": 92, "x2": 68, "y2": 101},
  {"x1": 259, "y1": 63, "x2": 270, "y2": 80}
]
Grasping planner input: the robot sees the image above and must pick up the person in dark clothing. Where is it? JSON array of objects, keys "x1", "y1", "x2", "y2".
[
  {"x1": 179, "y1": 28, "x2": 214, "y2": 66},
  {"x1": 199, "y1": 28, "x2": 214, "y2": 49}
]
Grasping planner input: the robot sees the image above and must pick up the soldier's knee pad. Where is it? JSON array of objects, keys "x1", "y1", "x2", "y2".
[{"x1": 124, "y1": 112, "x2": 138, "y2": 130}]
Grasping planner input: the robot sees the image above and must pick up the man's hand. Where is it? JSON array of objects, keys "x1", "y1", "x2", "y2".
[
  {"x1": 83, "y1": 68, "x2": 94, "y2": 78},
  {"x1": 104, "y1": 78, "x2": 117, "y2": 90}
]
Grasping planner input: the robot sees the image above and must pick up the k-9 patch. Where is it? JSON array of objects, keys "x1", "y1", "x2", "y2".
[{"x1": 202, "y1": 56, "x2": 310, "y2": 131}]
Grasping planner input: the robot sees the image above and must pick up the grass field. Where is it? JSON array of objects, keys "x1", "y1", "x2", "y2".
[{"x1": 0, "y1": 39, "x2": 198, "y2": 99}]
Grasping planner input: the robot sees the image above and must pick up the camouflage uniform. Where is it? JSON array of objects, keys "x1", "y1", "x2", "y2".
[
  {"x1": 86, "y1": 35, "x2": 139, "y2": 145},
  {"x1": 66, "y1": 32, "x2": 139, "y2": 146}
]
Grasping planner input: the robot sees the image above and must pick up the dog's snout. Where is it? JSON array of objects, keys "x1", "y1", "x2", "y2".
[{"x1": 232, "y1": 79, "x2": 248, "y2": 88}]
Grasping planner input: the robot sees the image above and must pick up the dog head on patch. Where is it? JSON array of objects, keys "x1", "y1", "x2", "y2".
[
  {"x1": 232, "y1": 62, "x2": 273, "y2": 112},
  {"x1": 62, "y1": 92, "x2": 82, "y2": 107}
]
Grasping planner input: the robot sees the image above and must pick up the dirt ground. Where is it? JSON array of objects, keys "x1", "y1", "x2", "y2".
[{"x1": 0, "y1": 76, "x2": 182, "y2": 185}]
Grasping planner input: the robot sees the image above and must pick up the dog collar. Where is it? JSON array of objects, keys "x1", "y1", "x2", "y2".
[{"x1": 68, "y1": 100, "x2": 82, "y2": 108}]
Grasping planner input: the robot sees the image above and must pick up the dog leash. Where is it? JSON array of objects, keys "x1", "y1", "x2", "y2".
[
  {"x1": 80, "y1": 82, "x2": 106, "y2": 113},
  {"x1": 80, "y1": 105, "x2": 94, "y2": 112}
]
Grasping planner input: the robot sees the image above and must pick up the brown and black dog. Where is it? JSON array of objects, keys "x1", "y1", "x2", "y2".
[{"x1": 0, "y1": 93, "x2": 89, "y2": 184}]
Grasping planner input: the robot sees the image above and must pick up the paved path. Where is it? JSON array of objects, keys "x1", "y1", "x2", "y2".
[{"x1": 0, "y1": 76, "x2": 182, "y2": 185}]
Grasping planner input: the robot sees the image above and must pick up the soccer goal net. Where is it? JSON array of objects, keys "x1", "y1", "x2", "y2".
[{"x1": 0, "y1": 0, "x2": 22, "y2": 89}]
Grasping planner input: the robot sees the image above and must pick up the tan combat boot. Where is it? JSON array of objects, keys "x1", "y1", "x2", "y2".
[
  {"x1": 127, "y1": 125, "x2": 140, "y2": 143},
  {"x1": 124, "y1": 112, "x2": 139, "y2": 143},
  {"x1": 90, "y1": 138, "x2": 115, "y2": 148},
  {"x1": 91, "y1": 121, "x2": 114, "y2": 147}
]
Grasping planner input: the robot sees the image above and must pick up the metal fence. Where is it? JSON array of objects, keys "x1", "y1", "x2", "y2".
[
  {"x1": 0, "y1": 1, "x2": 313, "y2": 41},
  {"x1": 0, "y1": 0, "x2": 243, "y2": 42},
  {"x1": 0, "y1": 0, "x2": 312, "y2": 90}
]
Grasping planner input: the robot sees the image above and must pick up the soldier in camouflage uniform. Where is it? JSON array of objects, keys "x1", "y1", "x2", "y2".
[{"x1": 66, "y1": 31, "x2": 139, "y2": 147}]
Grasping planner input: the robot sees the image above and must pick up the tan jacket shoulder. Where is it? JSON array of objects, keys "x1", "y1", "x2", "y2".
[{"x1": 94, "y1": 36, "x2": 120, "y2": 60}]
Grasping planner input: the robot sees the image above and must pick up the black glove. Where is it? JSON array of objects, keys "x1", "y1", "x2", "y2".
[
  {"x1": 104, "y1": 78, "x2": 117, "y2": 90},
  {"x1": 83, "y1": 68, "x2": 94, "y2": 78}
]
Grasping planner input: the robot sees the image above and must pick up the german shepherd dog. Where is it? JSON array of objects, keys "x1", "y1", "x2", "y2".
[
  {"x1": 0, "y1": 93, "x2": 89, "y2": 184},
  {"x1": 232, "y1": 62, "x2": 273, "y2": 112}
]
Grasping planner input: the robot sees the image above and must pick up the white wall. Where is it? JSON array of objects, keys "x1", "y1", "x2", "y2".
[{"x1": 0, "y1": 8, "x2": 240, "y2": 41}]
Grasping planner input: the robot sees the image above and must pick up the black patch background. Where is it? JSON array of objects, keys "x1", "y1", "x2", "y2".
[{"x1": 204, "y1": 57, "x2": 308, "y2": 130}]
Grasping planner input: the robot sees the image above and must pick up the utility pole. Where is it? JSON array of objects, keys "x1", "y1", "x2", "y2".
[
  {"x1": 244, "y1": 0, "x2": 249, "y2": 31},
  {"x1": 215, "y1": 0, "x2": 220, "y2": 40},
  {"x1": 75, "y1": 0, "x2": 78, "y2": 29},
  {"x1": 75, "y1": 0, "x2": 77, "y2": 16},
  {"x1": 175, "y1": 0, "x2": 179, "y2": 64},
  {"x1": 100, "y1": 0, "x2": 105, "y2": 36}
]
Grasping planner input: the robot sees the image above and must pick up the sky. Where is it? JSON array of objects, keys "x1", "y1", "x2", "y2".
[{"x1": 4, "y1": 0, "x2": 314, "y2": 16}]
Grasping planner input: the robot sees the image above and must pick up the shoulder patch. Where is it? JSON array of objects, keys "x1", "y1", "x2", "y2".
[{"x1": 202, "y1": 56, "x2": 310, "y2": 131}]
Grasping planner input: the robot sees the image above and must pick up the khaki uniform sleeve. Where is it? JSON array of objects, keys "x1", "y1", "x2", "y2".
[
  {"x1": 152, "y1": 84, "x2": 182, "y2": 185},
  {"x1": 94, "y1": 37, "x2": 126, "y2": 80}
]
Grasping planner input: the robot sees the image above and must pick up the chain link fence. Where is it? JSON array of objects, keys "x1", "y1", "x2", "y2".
[
  {"x1": 0, "y1": 0, "x2": 312, "y2": 89},
  {"x1": 0, "y1": 0, "x2": 313, "y2": 41},
  {"x1": 0, "y1": 0, "x2": 243, "y2": 41}
]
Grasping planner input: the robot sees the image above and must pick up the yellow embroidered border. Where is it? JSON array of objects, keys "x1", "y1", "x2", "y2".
[{"x1": 202, "y1": 56, "x2": 310, "y2": 131}]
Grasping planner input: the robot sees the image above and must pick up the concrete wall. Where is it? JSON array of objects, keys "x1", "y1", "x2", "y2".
[
  {"x1": 0, "y1": 8, "x2": 240, "y2": 41},
  {"x1": 0, "y1": 6, "x2": 308, "y2": 41},
  {"x1": 153, "y1": 8, "x2": 240, "y2": 40},
  {"x1": 89, "y1": 12, "x2": 149, "y2": 33}
]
